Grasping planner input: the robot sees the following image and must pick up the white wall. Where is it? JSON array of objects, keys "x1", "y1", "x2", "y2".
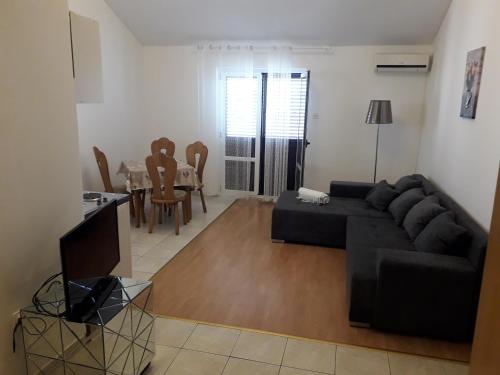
[
  {"x1": 0, "y1": 0, "x2": 83, "y2": 373},
  {"x1": 295, "y1": 46, "x2": 432, "y2": 189},
  {"x1": 68, "y1": 0, "x2": 145, "y2": 191},
  {"x1": 417, "y1": 0, "x2": 500, "y2": 229},
  {"x1": 142, "y1": 46, "x2": 200, "y2": 175},
  {"x1": 142, "y1": 45, "x2": 431, "y2": 194}
]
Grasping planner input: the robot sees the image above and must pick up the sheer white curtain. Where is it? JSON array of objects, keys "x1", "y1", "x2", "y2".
[
  {"x1": 196, "y1": 44, "x2": 294, "y2": 198},
  {"x1": 263, "y1": 48, "x2": 293, "y2": 198},
  {"x1": 196, "y1": 45, "x2": 254, "y2": 195}
]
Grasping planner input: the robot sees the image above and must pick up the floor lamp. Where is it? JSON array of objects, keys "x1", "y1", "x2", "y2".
[{"x1": 365, "y1": 100, "x2": 393, "y2": 183}]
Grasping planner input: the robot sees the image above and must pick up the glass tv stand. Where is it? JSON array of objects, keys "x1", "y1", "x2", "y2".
[{"x1": 20, "y1": 277, "x2": 154, "y2": 375}]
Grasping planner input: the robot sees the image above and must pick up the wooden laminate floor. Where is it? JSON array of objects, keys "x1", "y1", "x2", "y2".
[{"x1": 151, "y1": 199, "x2": 471, "y2": 362}]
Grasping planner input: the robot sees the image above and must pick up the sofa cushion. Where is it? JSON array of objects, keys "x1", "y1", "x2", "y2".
[
  {"x1": 433, "y1": 191, "x2": 487, "y2": 270},
  {"x1": 403, "y1": 196, "x2": 447, "y2": 240},
  {"x1": 388, "y1": 188, "x2": 425, "y2": 225},
  {"x1": 422, "y1": 179, "x2": 439, "y2": 196},
  {"x1": 394, "y1": 175, "x2": 423, "y2": 194},
  {"x1": 272, "y1": 191, "x2": 391, "y2": 248},
  {"x1": 415, "y1": 212, "x2": 469, "y2": 256},
  {"x1": 365, "y1": 180, "x2": 399, "y2": 211},
  {"x1": 347, "y1": 216, "x2": 414, "y2": 251},
  {"x1": 275, "y1": 191, "x2": 392, "y2": 219}
]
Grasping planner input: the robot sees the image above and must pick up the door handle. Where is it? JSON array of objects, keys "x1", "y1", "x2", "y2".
[{"x1": 305, "y1": 139, "x2": 311, "y2": 147}]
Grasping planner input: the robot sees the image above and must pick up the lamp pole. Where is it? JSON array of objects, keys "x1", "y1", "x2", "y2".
[
  {"x1": 365, "y1": 100, "x2": 392, "y2": 184},
  {"x1": 374, "y1": 123, "x2": 380, "y2": 184}
]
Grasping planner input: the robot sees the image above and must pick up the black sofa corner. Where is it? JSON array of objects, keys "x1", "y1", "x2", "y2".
[{"x1": 271, "y1": 175, "x2": 488, "y2": 341}]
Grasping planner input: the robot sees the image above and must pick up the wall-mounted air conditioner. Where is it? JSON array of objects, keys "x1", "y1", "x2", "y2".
[{"x1": 375, "y1": 54, "x2": 431, "y2": 73}]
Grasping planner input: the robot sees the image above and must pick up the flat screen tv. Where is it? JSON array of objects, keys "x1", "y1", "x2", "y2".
[{"x1": 60, "y1": 199, "x2": 120, "y2": 322}]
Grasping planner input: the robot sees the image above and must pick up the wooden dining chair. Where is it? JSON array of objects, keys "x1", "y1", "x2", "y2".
[
  {"x1": 146, "y1": 153, "x2": 188, "y2": 234},
  {"x1": 93, "y1": 146, "x2": 114, "y2": 193},
  {"x1": 151, "y1": 137, "x2": 176, "y2": 157},
  {"x1": 93, "y1": 146, "x2": 143, "y2": 219},
  {"x1": 176, "y1": 141, "x2": 208, "y2": 213}
]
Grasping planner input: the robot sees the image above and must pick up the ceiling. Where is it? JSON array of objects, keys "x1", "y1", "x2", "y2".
[{"x1": 105, "y1": 0, "x2": 452, "y2": 46}]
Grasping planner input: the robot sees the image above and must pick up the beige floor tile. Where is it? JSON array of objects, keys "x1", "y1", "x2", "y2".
[
  {"x1": 155, "y1": 318, "x2": 196, "y2": 347},
  {"x1": 184, "y1": 324, "x2": 240, "y2": 356},
  {"x1": 389, "y1": 353, "x2": 444, "y2": 375},
  {"x1": 156, "y1": 233, "x2": 193, "y2": 252},
  {"x1": 231, "y1": 331, "x2": 287, "y2": 365},
  {"x1": 441, "y1": 360, "x2": 469, "y2": 375},
  {"x1": 279, "y1": 367, "x2": 324, "y2": 375},
  {"x1": 132, "y1": 231, "x2": 167, "y2": 246},
  {"x1": 133, "y1": 255, "x2": 169, "y2": 273},
  {"x1": 336, "y1": 346, "x2": 390, "y2": 375},
  {"x1": 165, "y1": 349, "x2": 227, "y2": 375},
  {"x1": 282, "y1": 338, "x2": 335, "y2": 374},
  {"x1": 131, "y1": 241, "x2": 157, "y2": 256},
  {"x1": 178, "y1": 222, "x2": 208, "y2": 237},
  {"x1": 132, "y1": 270, "x2": 154, "y2": 281},
  {"x1": 389, "y1": 353, "x2": 469, "y2": 375},
  {"x1": 144, "y1": 345, "x2": 179, "y2": 375},
  {"x1": 144, "y1": 244, "x2": 179, "y2": 260},
  {"x1": 222, "y1": 358, "x2": 279, "y2": 375},
  {"x1": 132, "y1": 255, "x2": 141, "y2": 264}
]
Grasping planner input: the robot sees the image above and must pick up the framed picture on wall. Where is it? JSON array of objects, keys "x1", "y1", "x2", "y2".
[{"x1": 460, "y1": 47, "x2": 486, "y2": 119}]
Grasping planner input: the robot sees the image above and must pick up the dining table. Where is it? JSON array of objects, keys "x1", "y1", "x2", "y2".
[{"x1": 117, "y1": 160, "x2": 200, "y2": 228}]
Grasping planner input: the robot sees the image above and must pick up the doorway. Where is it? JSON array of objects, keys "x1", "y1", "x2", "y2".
[{"x1": 222, "y1": 70, "x2": 310, "y2": 197}]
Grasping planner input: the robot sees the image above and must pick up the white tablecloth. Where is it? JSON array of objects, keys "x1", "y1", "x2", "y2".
[{"x1": 117, "y1": 160, "x2": 200, "y2": 192}]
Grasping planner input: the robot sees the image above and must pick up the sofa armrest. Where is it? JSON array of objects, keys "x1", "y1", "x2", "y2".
[
  {"x1": 329, "y1": 181, "x2": 375, "y2": 198},
  {"x1": 374, "y1": 248, "x2": 478, "y2": 340}
]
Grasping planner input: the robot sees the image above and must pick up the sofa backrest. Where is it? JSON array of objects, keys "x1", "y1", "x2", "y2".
[{"x1": 414, "y1": 175, "x2": 488, "y2": 272}]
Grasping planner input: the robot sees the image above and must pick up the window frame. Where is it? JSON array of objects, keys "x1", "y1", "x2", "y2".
[
  {"x1": 219, "y1": 69, "x2": 263, "y2": 196},
  {"x1": 218, "y1": 68, "x2": 308, "y2": 196}
]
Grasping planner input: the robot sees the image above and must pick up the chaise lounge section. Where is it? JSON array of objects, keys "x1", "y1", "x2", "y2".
[{"x1": 271, "y1": 175, "x2": 488, "y2": 340}]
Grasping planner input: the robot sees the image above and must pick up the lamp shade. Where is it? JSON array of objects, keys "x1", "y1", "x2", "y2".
[{"x1": 365, "y1": 100, "x2": 393, "y2": 124}]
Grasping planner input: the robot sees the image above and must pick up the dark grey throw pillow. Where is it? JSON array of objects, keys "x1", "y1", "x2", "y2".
[
  {"x1": 414, "y1": 212, "x2": 469, "y2": 255},
  {"x1": 403, "y1": 196, "x2": 447, "y2": 240},
  {"x1": 388, "y1": 188, "x2": 425, "y2": 225},
  {"x1": 365, "y1": 180, "x2": 399, "y2": 211},
  {"x1": 422, "y1": 179, "x2": 439, "y2": 195},
  {"x1": 394, "y1": 175, "x2": 423, "y2": 194}
]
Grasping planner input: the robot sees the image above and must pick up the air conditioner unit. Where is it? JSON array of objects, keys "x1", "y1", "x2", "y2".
[{"x1": 375, "y1": 54, "x2": 431, "y2": 73}]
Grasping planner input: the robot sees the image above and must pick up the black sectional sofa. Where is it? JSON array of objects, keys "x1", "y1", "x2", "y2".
[{"x1": 271, "y1": 175, "x2": 488, "y2": 341}]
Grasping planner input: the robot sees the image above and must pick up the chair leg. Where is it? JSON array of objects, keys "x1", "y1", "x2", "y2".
[
  {"x1": 158, "y1": 203, "x2": 163, "y2": 224},
  {"x1": 187, "y1": 190, "x2": 192, "y2": 221},
  {"x1": 141, "y1": 190, "x2": 147, "y2": 224},
  {"x1": 174, "y1": 203, "x2": 180, "y2": 235},
  {"x1": 181, "y1": 200, "x2": 188, "y2": 225},
  {"x1": 199, "y1": 188, "x2": 207, "y2": 213},
  {"x1": 129, "y1": 197, "x2": 135, "y2": 218},
  {"x1": 148, "y1": 203, "x2": 156, "y2": 233},
  {"x1": 167, "y1": 206, "x2": 172, "y2": 217},
  {"x1": 133, "y1": 190, "x2": 141, "y2": 228}
]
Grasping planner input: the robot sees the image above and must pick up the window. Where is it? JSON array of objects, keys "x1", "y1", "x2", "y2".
[
  {"x1": 222, "y1": 71, "x2": 309, "y2": 193},
  {"x1": 225, "y1": 76, "x2": 258, "y2": 138},
  {"x1": 265, "y1": 73, "x2": 308, "y2": 139}
]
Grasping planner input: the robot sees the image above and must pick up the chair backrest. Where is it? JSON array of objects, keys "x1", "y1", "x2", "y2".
[
  {"x1": 146, "y1": 153, "x2": 177, "y2": 201},
  {"x1": 93, "y1": 146, "x2": 114, "y2": 193},
  {"x1": 186, "y1": 141, "x2": 208, "y2": 183},
  {"x1": 151, "y1": 137, "x2": 175, "y2": 157}
]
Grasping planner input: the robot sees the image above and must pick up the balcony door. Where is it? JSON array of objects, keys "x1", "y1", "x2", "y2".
[{"x1": 221, "y1": 70, "x2": 310, "y2": 196}]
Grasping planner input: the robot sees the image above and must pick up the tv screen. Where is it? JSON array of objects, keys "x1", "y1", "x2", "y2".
[{"x1": 60, "y1": 199, "x2": 120, "y2": 321}]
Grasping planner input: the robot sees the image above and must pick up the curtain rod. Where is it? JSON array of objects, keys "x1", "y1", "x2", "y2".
[{"x1": 195, "y1": 44, "x2": 334, "y2": 54}]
